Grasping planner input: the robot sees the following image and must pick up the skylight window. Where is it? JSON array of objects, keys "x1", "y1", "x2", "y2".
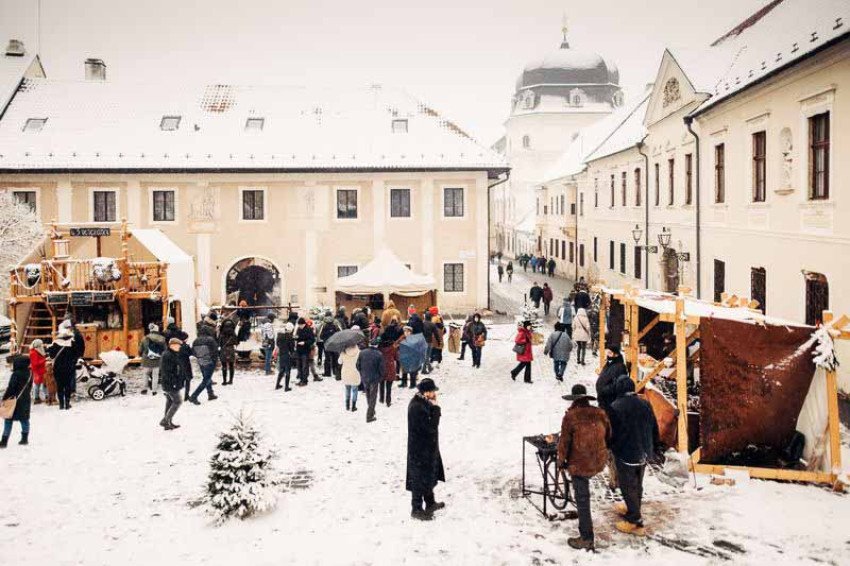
[
  {"x1": 23, "y1": 118, "x2": 47, "y2": 132},
  {"x1": 392, "y1": 119, "x2": 408, "y2": 134},
  {"x1": 245, "y1": 117, "x2": 265, "y2": 131},
  {"x1": 160, "y1": 116, "x2": 181, "y2": 131}
]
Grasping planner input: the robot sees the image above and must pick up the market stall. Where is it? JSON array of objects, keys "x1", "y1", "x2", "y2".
[{"x1": 595, "y1": 284, "x2": 846, "y2": 488}]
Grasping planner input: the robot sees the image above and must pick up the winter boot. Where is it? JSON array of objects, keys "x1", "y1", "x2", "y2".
[
  {"x1": 425, "y1": 501, "x2": 446, "y2": 513},
  {"x1": 613, "y1": 502, "x2": 627, "y2": 517},
  {"x1": 351, "y1": 401, "x2": 357, "y2": 412},
  {"x1": 33, "y1": 398, "x2": 42, "y2": 405},
  {"x1": 346, "y1": 398, "x2": 350, "y2": 411},
  {"x1": 567, "y1": 537, "x2": 594, "y2": 551},
  {"x1": 0, "y1": 435, "x2": 8, "y2": 449},
  {"x1": 19, "y1": 433, "x2": 28, "y2": 445},
  {"x1": 208, "y1": 394, "x2": 218, "y2": 401},
  {"x1": 189, "y1": 397, "x2": 201, "y2": 405},
  {"x1": 615, "y1": 520, "x2": 646, "y2": 537},
  {"x1": 411, "y1": 508, "x2": 433, "y2": 521}
]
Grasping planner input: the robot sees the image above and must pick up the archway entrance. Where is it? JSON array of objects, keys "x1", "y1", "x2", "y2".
[
  {"x1": 661, "y1": 248, "x2": 680, "y2": 292},
  {"x1": 225, "y1": 257, "x2": 282, "y2": 307}
]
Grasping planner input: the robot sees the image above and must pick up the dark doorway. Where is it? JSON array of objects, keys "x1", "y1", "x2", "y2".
[
  {"x1": 805, "y1": 272, "x2": 829, "y2": 326},
  {"x1": 225, "y1": 258, "x2": 281, "y2": 307},
  {"x1": 662, "y1": 248, "x2": 680, "y2": 292},
  {"x1": 751, "y1": 267, "x2": 766, "y2": 313}
]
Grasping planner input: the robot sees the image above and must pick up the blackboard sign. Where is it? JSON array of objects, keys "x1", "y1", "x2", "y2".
[
  {"x1": 71, "y1": 292, "x2": 94, "y2": 307},
  {"x1": 92, "y1": 291, "x2": 115, "y2": 302},
  {"x1": 70, "y1": 227, "x2": 111, "y2": 237},
  {"x1": 46, "y1": 293, "x2": 69, "y2": 305}
]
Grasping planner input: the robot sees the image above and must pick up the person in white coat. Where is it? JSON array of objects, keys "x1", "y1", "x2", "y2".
[
  {"x1": 340, "y1": 344, "x2": 361, "y2": 411},
  {"x1": 572, "y1": 308, "x2": 592, "y2": 366}
]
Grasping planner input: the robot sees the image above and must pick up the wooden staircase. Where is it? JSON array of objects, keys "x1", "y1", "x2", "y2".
[{"x1": 21, "y1": 302, "x2": 65, "y2": 351}]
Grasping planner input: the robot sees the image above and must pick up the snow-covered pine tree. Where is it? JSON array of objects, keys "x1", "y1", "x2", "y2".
[
  {"x1": 0, "y1": 190, "x2": 44, "y2": 307},
  {"x1": 204, "y1": 412, "x2": 277, "y2": 524}
]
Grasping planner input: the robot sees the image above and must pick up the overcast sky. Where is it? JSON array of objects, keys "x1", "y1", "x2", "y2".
[{"x1": 2, "y1": 0, "x2": 765, "y2": 144}]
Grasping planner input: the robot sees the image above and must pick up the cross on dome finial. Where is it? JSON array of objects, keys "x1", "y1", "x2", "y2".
[{"x1": 561, "y1": 12, "x2": 570, "y2": 48}]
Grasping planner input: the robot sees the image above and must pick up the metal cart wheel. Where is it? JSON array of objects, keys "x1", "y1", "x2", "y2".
[{"x1": 543, "y1": 458, "x2": 572, "y2": 510}]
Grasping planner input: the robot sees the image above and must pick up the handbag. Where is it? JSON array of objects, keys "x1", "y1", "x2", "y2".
[
  {"x1": 512, "y1": 343, "x2": 526, "y2": 355},
  {"x1": 475, "y1": 335, "x2": 486, "y2": 348},
  {"x1": 0, "y1": 373, "x2": 32, "y2": 420}
]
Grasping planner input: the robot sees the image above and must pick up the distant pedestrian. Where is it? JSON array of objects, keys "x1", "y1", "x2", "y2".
[
  {"x1": 340, "y1": 344, "x2": 361, "y2": 412},
  {"x1": 306, "y1": 319, "x2": 322, "y2": 382},
  {"x1": 595, "y1": 344, "x2": 627, "y2": 413},
  {"x1": 356, "y1": 339, "x2": 385, "y2": 423},
  {"x1": 379, "y1": 318, "x2": 403, "y2": 407},
  {"x1": 218, "y1": 318, "x2": 239, "y2": 386},
  {"x1": 406, "y1": 378, "x2": 445, "y2": 521},
  {"x1": 510, "y1": 321, "x2": 534, "y2": 383},
  {"x1": 529, "y1": 282, "x2": 544, "y2": 309},
  {"x1": 260, "y1": 314, "x2": 276, "y2": 376},
  {"x1": 572, "y1": 308, "x2": 591, "y2": 366},
  {"x1": 547, "y1": 258, "x2": 556, "y2": 277},
  {"x1": 429, "y1": 308, "x2": 445, "y2": 367},
  {"x1": 295, "y1": 318, "x2": 315, "y2": 386},
  {"x1": 458, "y1": 314, "x2": 473, "y2": 361},
  {"x1": 497, "y1": 264, "x2": 504, "y2": 282},
  {"x1": 407, "y1": 307, "x2": 424, "y2": 335},
  {"x1": 523, "y1": 257, "x2": 529, "y2": 273},
  {"x1": 159, "y1": 338, "x2": 187, "y2": 430},
  {"x1": 47, "y1": 321, "x2": 85, "y2": 411},
  {"x1": 422, "y1": 313, "x2": 435, "y2": 374},
  {"x1": 468, "y1": 313, "x2": 487, "y2": 368},
  {"x1": 139, "y1": 323, "x2": 166, "y2": 395},
  {"x1": 542, "y1": 283, "x2": 554, "y2": 316},
  {"x1": 558, "y1": 297, "x2": 574, "y2": 338},
  {"x1": 29, "y1": 339, "x2": 47, "y2": 404},
  {"x1": 574, "y1": 287, "x2": 592, "y2": 311},
  {"x1": 274, "y1": 322, "x2": 295, "y2": 391},
  {"x1": 543, "y1": 322, "x2": 572, "y2": 381},
  {"x1": 399, "y1": 326, "x2": 421, "y2": 389},
  {"x1": 609, "y1": 377, "x2": 661, "y2": 537},
  {"x1": 320, "y1": 312, "x2": 341, "y2": 378},
  {"x1": 165, "y1": 320, "x2": 192, "y2": 400},
  {"x1": 506, "y1": 261, "x2": 514, "y2": 282},
  {"x1": 557, "y1": 384, "x2": 611, "y2": 551},
  {"x1": 188, "y1": 325, "x2": 219, "y2": 405},
  {"x1": 1, "y1": 355, "x2": 33, "y2": 448}
]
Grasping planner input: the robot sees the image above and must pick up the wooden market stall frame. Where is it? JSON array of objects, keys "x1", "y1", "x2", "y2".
[{"x1": 595, "y1": 284, "x2": 846, "y2": 490}]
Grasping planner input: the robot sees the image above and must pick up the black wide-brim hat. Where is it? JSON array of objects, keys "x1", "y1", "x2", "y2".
[
  {"x1": 416, "y1": 378, "x2": 439, "y2": 393},
  {"x1": 562, "y1": 383, "x2": 596, "y2": 401}
]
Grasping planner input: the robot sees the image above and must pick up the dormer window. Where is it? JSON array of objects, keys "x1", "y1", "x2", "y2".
[
  {"x1": 392, "y1": 119, "x2": 408, "y2": 133},
  {"x1": 23, "y1": 118, "x2": 46, "y2": 132},
  {"x1": 569, "y1": 88, "x2": 585, "y2": 107},
  {"x1": 613, "y1": 91, "x2": 624, "y2": 107},
  {"x1": 522, "y1": 135, "x2": 531, "y2": 149},
  {"x1": 521, "y1": 91, "x2": 536, "y2": 110},
  {"x1": 245, "y1": 117, "x2": 265, "y2": 131},
  {"x1": 160, "y1": 116, "x2": 181, "y2": 131}
]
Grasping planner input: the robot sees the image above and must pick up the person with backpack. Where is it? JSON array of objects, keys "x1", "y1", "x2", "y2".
[
  {"x1": 558, "y1": 297, "x2": 574, "y2": 338},
  {"x1": 529, "y1": 282, "x2": 544, "y2": 309},
  {"x1": 139, "y1": 323, "x2": 166, "y2": 395},
  {"x1": 188, "y1": 325, "x2": 219, "y2": 405},
  {"x1": 497, "y1": 263, "x2": 504, "y2": 283},
  {"x1": 544, "y1": 322, "x2": 572, "y2": 381}
]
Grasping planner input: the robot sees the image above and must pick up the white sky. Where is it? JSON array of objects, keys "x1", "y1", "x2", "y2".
[{"x1": 1, "y1": 0, "x2": 766, "y2": 144}]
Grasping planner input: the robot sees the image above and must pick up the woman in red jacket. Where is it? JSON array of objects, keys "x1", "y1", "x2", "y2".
[
  {"x1": 510, "y1": 320, "x2": 535, "y2": 384},
  {"x1": 29, "y1": 339, "x2": 47, "y2": 404}
]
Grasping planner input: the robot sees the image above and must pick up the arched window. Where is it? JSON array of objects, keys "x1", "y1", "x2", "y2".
[
  {"x1": 613, "y1": 91, "x2": 624, "y2": 107},
  {"x1": 522, "y1": 135, "x2": 531, "y2": 149},
  {"x1": 569, "y1": 88, "x2": 585, "y2": 107}
]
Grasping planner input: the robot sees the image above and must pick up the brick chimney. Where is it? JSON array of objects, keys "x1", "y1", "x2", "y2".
[
  {"x1": 5, "y1": 39, "x2": 25, "y2": 57},
  {"x1": 85, "y1": 58, "x2": 106, "y2": 81}
]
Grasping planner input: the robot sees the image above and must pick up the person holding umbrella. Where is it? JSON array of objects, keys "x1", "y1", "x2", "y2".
[
  {"x1": 399, "y1": 326, "x2": 427, "y2": 389},
  {"x1": 406, "y1": 378, "x2": 445, "y2": 521}
]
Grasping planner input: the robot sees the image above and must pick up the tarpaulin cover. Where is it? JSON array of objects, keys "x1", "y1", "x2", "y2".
[
  {"x1": 699, "y1": 317, "x2": 816, "y2": 462},
  {"x1": 607, "y1": 298, "x2": 625, "y2": 347}
]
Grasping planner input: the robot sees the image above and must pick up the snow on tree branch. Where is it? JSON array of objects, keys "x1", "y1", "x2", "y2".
[
  {"x1": 0, "y1": 190, "x2": 44, "y2": 304},
  {"x1": 811, "y1": 326, "x2": 839, "y2": 372}
]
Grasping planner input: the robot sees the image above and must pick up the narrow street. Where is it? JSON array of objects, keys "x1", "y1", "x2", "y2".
[{"x1": 488, "y1": 260, "x2": 576, "y2": 320}]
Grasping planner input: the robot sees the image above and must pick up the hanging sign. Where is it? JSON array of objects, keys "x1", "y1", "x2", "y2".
[
  {"x1": 70, "y1": 227, "x2": 111, "y2": 237},
  {"x1": 70, "y1": 292, "x2": 94, "y2": 307},
  {"x1": 92, "y1": 291, "x2": 115, "y2": 302},
  {"x1": 46, "y1": 293, "x2": 69, "y2": 305}
]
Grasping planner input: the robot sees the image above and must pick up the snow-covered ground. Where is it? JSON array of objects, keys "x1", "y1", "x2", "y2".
[{"x1": 1, "y1": 323, "x2": 849, "y2": 566}]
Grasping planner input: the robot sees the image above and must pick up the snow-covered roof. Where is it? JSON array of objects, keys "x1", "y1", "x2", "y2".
[
  {"x1": 694, "y1": 0, "x2": 850, "y2": 115},
  {"x1": 582, "y1": 90, "x2": 651, "y2": 164},
  {"x1": 0, "y1": 80, "x2": 507, "y2": 173},
  {"x1": 335, "y1": 248, "x2": 436, "y2": 295},
  {"x1": 0, "y1": 51, "x2": 40, "y2": 117}
]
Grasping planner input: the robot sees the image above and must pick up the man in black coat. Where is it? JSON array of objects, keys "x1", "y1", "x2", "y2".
[
  {"x1": 407, "y1": 310, "x2": 424, "y2": 335},
  {"x1": 159, "y1": 338, "x2": 187, "y2": 430},
  {"x1": 529, "y1": 282, "x2": 544, "y2": 309},
  {"x1": 609, "y1": 377, "x2": 661, "y2": 536},
  {"x1": 294, "y1": 318, "x2": 315, "y2": 386},
  {"x1": 573, "y1": 288, "x2": 592, "y2": 311},
  {"x1": 595, "y1": 344, "x2": 627, "y2": 414},
  {"x1": 46, "y1": 322, "x2": 86, "y2": 410},
  {"x1": 165, "y1": 320, "x2": 193, "y2": 400},
  {"x1": 406, "y1": 378, "x2": 445, "y2": 520},
  {"x1": 1, "y1": 355, "x2": 33, "y2": 447},
  {"x1": 356, "y1": 341, "x2": 385, "y2": 423}
]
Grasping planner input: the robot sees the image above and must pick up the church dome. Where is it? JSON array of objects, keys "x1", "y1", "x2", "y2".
[{"x1": 517, "y1": 40, "x2": 619, "y2": 90}]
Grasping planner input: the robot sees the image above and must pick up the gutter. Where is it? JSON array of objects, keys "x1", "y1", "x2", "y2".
[
  {"x1": 0, "y1": 166, "x2": 513, "y2": 177},
  {"x1": 684, "y1": 115, "x2": 702, "y2": 299},
  {"x1": 487, "y1": 172, "x2": 511, "y2": 311},
  {"x1": 637, "y1": 138, "x2": 650, "y2": 289}
]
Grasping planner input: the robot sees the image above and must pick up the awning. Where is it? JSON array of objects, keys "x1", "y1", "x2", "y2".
[{"x1": 335, "y1": 248, "x2": 435, "y2": 295}]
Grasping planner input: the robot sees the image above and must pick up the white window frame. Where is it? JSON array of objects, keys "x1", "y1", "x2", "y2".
[
  {"x1": 238, "y1": 186, "x2": 268, "y2": 223},
  {"x1": 334, "y1": 186, "x2": 361, "y2": 222},
  {"x1": 799, "y1": 87, "x2": 834, "y2": 205},
  {"x1": 440, "y1": 185, "x2": 467, "y2": 220},
  {"x1": 245, "y1": 117, "x2": 265, "y2": 131},
  {"x1": 9, "y1": 187, "x2": 41, "y2": 216},
  {"x1": 387, "y1": 186, "x2": 414, "y2": 220},
  {"x1": 88, "y1": 187, "x2": 121, "y2": 224},
  {"x1": 148, "y1": 187, "x2": 179, "y2": 224},
  {"x1": 391, "y1": 119, "x2": 408, "y2": 133},
  {"x1": 441, "y1": 261, "x2": 466, "y2": 294},
  {"x1": 335, "y1": 263, "x2": 361, "y2": 279}
]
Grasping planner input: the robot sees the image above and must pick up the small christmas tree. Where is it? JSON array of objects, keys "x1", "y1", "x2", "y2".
[{"x1": 204, "y1": 412, "x2": 278, "y2": 524}]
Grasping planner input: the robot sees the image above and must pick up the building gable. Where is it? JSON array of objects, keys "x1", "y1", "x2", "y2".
[{"x1": 644, "y1": 50, "x2": 707, "y2": 127}]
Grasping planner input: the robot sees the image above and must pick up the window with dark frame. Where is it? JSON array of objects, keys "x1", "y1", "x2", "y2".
[
  {"x1": 809, "y1": 112, "x2": 830, "y2": 200},
  {"x1": 93, "y1": 190, "x2": 117, "y2": 222},
  {"x1": 570, "y1": 202, "x2": 576, "y2": 215},
  {"x1": 336, "y1": 189, "x2": 358, "y2": 219},
  {"x1": 593, "y1": 237, "x2": 598, "y2": 263},
  {"x1": 337, "y1": 265, "x2": 358, "y2": 278},
  {"x1": 654, "y1": 163, "x2": 660, "y2": 206},
  {"x1": 634, "y1": 246, "x2": 642, "y2": 279},
  {"x1": 443, "y1": 187, "x2": 464, "y2": 217},
  {"x1": 152, "y1": 190, "x2": 176, "y2": 222},
  {"x1": 444, "y1": 263, "x2": 464, "y2": 292},
  {"x1": 752, "y1": 131, "x2": 766, "y2": 202},
  {"x1": 569, "y1": 241, "x2": 574, "y2": 263},
  {"x1": 715, "y1": 144, "x2": 726, "y2": 203},
  {"x1": 685, "y1": 153, "x2": 693, "y2": 205},
  {"x1": 610, "y1": 174, "x2": 615, "y2": 207},
  {"x1": 609, "y1": 240, "x2": 615, "y2": 270},
  {"x1": 579, "y1": 243, "x2": 585, "y2": 267},
  {"x1": 751, "y1": 267, "x2": 766, "y2": 314},
  {"x1": 621, "y1": 171, "x2": 627, "y2": 206},
  {"x1": 619, "y1": 242, "x2": 626, "y2": 274},
  {"x1": 805, "y1": 272, "x2": 829, "y2": 326},
  {"x1": 634, "y1": 168, "x2": 641, "y2": 206},
  {"x1": 242, "y1": 189, "x2": 265, "y2": 220},
  {"x1": 561, "y1": 240, "x2": 566, "y2": 260},
  {"x1": 580, "y1": 193, "x2": 584, "y2": 216},
  {"x1": 13, "y1": 190, "x2": 36, "y2": 213},
  {"x1": 667, "y1": 158, "x2": 675, "y2": 205},
  {"x1": 389, "y1": 188, "x2": 411, "y2": 218},
  {"x1": 713, "y1": 259, "x2": 725, "y2": 302}
]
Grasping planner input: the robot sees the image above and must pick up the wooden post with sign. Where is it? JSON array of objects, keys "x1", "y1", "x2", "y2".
[
  {"x1": 675, "y1": 295, "x2": 688, "y2": 454},
  {"x1": 120, "y1": 220, "x2": 130, "y2": 353},
  {"x1": 597, "y1": 293, "x2": 607, "y2": 373}
]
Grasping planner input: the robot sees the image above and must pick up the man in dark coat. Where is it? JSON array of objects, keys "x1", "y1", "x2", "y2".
[
  {"x1": 557, "y1": 384, "x2": 611, "y2": 550},
  {"x1": 1, "y1": 355, "x2": 33, "y2": 447},
  {"x1": 188, "y1": 325, "x2": 219, "y2": 404},
  {"x1": 609, "y1": 377, "x2": 661, "y2": 536},
  {"x1": 529, "y1": 282, "x2": 544, "y2": 309},
  {"x1": 46, "y1": 322, "x2": 85, "y2": 410},
  {"x1": 159, "y1": 338, "x2": 187, "y2": 430},
  {"x1": 573, "y1": 287, "x2": 592, "y2": 311},
  {"x1": 356, "y1": 340, "x2": 385, "y2": 423},
  {"x1": 407, "y1": 308, "x2": 424, "y2": 335},
  {"x1": 595, "y1": 344, "x2": 627, "y2": 414},
  {"x1": 406, "y1": 378, "x2": 445, "y2": 520},
  {"x1": 165, "y1": 320, "x2": 193, "y2": 400},
  {"x1": 542, "y1": 283, "x2": 554, "y2": 316},
  {"x1": 294, "y1": 318, "x2": 316, "y2": 386},
  {"x1": 547, "y1": 257, "x2": 556, "y2": 277}
]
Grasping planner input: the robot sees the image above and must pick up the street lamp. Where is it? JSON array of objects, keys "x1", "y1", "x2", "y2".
[
  {"x1": 657, "y1": 226, "x2": 672, "y2": 250},
  {"x1": 632, "y1": 224, "x2": 658, "y2": 253}
]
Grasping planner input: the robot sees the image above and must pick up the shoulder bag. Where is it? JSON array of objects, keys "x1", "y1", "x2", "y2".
[{"x1": 0, "y1": 373, "x2": 32, "y2": 420}]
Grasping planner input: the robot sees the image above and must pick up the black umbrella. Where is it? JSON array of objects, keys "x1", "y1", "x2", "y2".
[{"x1": 324, "y1": 328, "x2": 365, "y2": 353}]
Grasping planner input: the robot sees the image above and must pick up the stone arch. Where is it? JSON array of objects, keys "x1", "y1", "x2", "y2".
[{"x1": 222, "y1": 255, "x2": 283, "y2": 307}]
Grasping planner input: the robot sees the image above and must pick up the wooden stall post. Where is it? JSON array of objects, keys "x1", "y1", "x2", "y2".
[
  {"x1": 629, "y1": 301, "x2": 639, "y2": 382},
  {"x1": 121, "y1": 223, "x2": 131, "y2": 353},
  {"x1": 822, "y1": 311, "x2": 842, "y2": 482},
  {"x1": 161, "y1": 262, "x2": 170, "y2": 331},
  {"x1": 597, "y1": 292, "x2": 608, "y2": 373},
  {"x1": 675, "y1": 296, "x2": 689, "y2": 453}
]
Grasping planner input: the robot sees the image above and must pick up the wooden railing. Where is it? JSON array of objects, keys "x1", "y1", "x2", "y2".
[{"x1": 10, "y1": 259, "x2": 167, "y2": 297}]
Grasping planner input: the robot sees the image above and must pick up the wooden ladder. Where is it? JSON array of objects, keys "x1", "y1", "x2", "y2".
[{"x1": 21, "y1": 302, "x2": 65, "y2": 351}]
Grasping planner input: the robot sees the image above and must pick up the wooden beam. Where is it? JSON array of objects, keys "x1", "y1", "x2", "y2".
[
  {"x1": 637, "y1": 315, "x2": 660, "y2": 342},
  {"x1": 692, "y1": 463, "x2": 836, "y2": 485},
  {"x1": 675, "y1": 296, "x2": 688, "y2": 454},
  {"x1": 630, "y1": 302, "x2": 639, "y2": 382},
  {"x1": 823, "y1": 312, "x2": 842, "y2": 481}
]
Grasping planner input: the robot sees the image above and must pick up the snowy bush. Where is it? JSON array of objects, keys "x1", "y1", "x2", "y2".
[
  {"x1": 811, "y1": 326, "x2": 839, "y2": 372},
  {"x1": 0, "y1": 191, "x2": 44, "y2": 301},
  {"x1": 203, "y1": 412, "x2": 278, "y2": 524}
]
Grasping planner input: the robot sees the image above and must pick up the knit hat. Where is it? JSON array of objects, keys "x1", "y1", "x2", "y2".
[
  {"x1": 606, "y1": 343, "x2": 621, "y2": 356},
  {"x1": 148, "y1": 323, "x2": 159, "y2": 333},
  {"x1": 30, "y1": 338, "x2": 46, "y2": 355},
  {"x1": 167, "y1": 316, "x2": 176, "y2": 325},
  {"x1": 428, "y1": 306, "x2": 439, "y2": 315}
]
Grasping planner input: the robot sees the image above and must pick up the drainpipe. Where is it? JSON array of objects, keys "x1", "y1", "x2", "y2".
[
  {"x1": 637, "y1": 138, "x2": 650, "y2": 289},
  {"x1": 487, "y1": 172, "x2": 510, "y2": 310},
  {"x1": 684, "y1": 115, "x2": 701, "y2": 299},
  {"x1": 574, "y1": 182, "x2": 579, "y2": 283}
]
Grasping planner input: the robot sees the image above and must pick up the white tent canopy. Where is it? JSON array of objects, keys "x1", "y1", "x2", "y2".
[
  {"x1": 130, "y1": 228, "x2": 197, "y2": 339},
  {"x1": 335, "y1": 249, "x2": 436, "y2": 296}
]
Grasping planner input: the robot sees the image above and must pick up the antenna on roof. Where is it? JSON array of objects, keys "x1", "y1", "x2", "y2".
[{"x1": 560, "y1": 12, "x2": 570, "y2": 48}]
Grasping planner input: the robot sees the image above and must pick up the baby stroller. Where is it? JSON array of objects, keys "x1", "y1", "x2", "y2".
[{"x1": 77, "y1": 350, "x2": 130, "y2": 401}]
